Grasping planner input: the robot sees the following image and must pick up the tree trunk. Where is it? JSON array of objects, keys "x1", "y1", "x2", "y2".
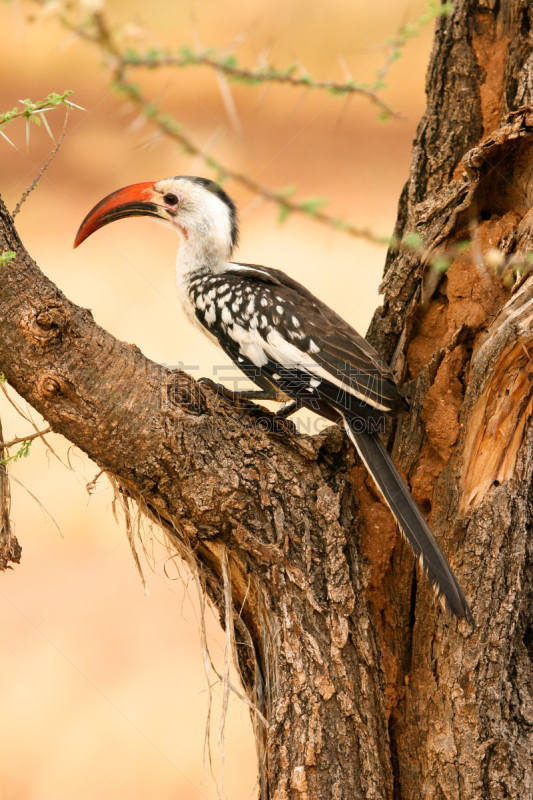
[
  {"x1": 2, "y1": 1, "x2": 533, "y2": 797},
  {"x1": 366, "y1": 1, "x2": 533, "y2": 797}
]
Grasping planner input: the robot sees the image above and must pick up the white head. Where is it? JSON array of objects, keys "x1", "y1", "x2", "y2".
[{"x1": 74, "y1": 175, "x2": 239, "y2": 261}]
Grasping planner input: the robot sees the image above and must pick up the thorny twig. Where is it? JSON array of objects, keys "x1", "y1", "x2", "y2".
[
  {"x1": 86, "y1": 468, "x2": 106, "y2": 495},
  {"x1": 12, "y1": 106, "x2": 71, "y2": 218},
  {"x1": 120, "y1": 1, "x2": 453, "y2": 119},
  {"x1": 374, "y1": 2, "x2": 454, "y2": 89},
  {"x1": 0, "y1": 381, "x2": 68, "y2": 468},
  {"x1": 82, "y1": 12, "x2": 389, "y2": 244},
  {"x1": 0, "y1": 426, "x2": 52, "y2": 450},
  {"x1": 121, "y1": 49, "x2": 399, "y2": 119},
  {"x1": 0, "y1": 91, "x2": 77, "y2": 148}
]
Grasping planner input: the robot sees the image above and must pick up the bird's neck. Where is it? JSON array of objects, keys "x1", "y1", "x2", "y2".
[{"x1": 175, "y1": 229, "x2": 231, "y2": 284}]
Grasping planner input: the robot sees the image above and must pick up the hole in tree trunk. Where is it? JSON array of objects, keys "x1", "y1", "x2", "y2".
[{"x1": 523, "y1": 625, "x2": 533, "y2": 663}]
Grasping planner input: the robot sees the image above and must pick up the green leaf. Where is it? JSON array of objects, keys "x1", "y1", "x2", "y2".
[
  {"x1": 277, "y1": 184, "x2": 297, "y2": 198},
  {"x1": 0, "y1": 439, "x2": 33, "y2": 467},
  {"x1": 331, "y1": 218, "x2": 352, "y2": 232},
  {"x1": 299, "y1": 196, "x2": 328, "y2": 215},
  {"x1": 0, "y1": 250, "x2": 16, "y2": 267},
  {"x1": 432, "y1": 256, "x2": 451, "y2": 273},
  {"x1": 220, "y1": 54, "x2": 238, "y2": 68},
  {"x1": 124, "y1": 47, "x2": 140, "y2": 61},
  {"x1": 402, "y1": 231, "x2": 423, "y2": 250},
  {"x1": 278, "y1": 203, "x2": 291, "y2": 225},
  {"x1": 439, "y1": 2, "x2": 454, "y2": 16}
]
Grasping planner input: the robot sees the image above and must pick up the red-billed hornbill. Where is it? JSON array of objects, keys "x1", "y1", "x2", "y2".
[{"x1": 74, "y1": 175, "x2": 474, "y2": 625}]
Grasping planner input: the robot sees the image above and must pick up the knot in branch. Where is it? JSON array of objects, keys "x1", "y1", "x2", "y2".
[
  {"x1": 21, "y1": 305, "x2": 69, "y2": 346},
  {"x1": 165, "y1": 374, "x2": 205, "y2": 416},
  {"x1": 38, "y1": 374, "x2": 64, "y2": 398}
]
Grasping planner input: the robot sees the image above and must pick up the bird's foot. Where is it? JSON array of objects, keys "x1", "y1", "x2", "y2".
[
  {"x1": 274, "y1": 400, "x2": 300, "y2": 419},
  {"x1": 198, "y1": 379, "x2": 289, "y2": 407},
  {"x1": 197, "y1": 378, "x2": 297, "y2": 431},
  {"x1": 197, "y1": 378, "x2": 276, "y2": 413},
  {"x1": 197, "y1": 377, "x2": 238, "y2": 404}
]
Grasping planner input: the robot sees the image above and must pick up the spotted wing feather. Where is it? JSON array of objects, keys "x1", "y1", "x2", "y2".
[{"x1": 226, "y1": 264, "x2": 406, "y2": 414}]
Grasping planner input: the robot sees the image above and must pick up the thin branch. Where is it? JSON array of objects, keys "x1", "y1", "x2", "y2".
[
  {"x1": 0, "y1": 382, "x2": 67, "y2": 467},
  {"x1": 121, "y1": 49, "x2": 399, "y2": 119},
  {"x1": 86, "y1": 467, "x2": 105, "y2": 495},
  {"x1": 0, "y1": 426, "x2": 51, "y2": 450},
  {"x1": 12, "y1": 106, "x2": 70, "y2": 218},
  {"x1": 0, "y1": 91, "x2": 74, "y2": 131},
  {"x1": 374, "y1": 1, "x2": 454, "y2": 91},
  {"x1": 7, "y1": 473, "x2": 62, "y2": 535}
]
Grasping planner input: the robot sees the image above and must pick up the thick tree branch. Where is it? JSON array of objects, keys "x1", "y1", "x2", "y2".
[{"x1": 0, "y1": 197, "x2": 393, "y2": 798}]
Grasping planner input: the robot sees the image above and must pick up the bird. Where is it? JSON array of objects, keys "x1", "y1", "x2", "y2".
[{"x1": 74, "y1": 175, "x2": 474, "y2": 626}]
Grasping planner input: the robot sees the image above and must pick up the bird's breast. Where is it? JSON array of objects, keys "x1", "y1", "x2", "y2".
[{"x1": 175, "y1": 270, "x2": 221, "y2": 349}]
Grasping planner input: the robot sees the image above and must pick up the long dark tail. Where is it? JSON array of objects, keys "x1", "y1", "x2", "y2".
[{"x1": 343, "y1": 414, "x2": 474, "y2": 626}]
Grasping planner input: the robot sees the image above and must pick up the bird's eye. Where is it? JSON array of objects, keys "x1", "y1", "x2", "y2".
[{"x1": 163, "y1": 193, "x2": 179, "y2": 206}]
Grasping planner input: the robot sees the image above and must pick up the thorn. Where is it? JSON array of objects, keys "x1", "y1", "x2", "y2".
[
  {"x1": 240, "y1": 195, "x2": 266, "y2": 219},
  {"x1": 0, "y1": 130, "x2": 16, "y2": 148},
  {"x1": 115, "y1": 101, "x2": 136, "y2": 118},
  {"x1": 257, "y1": 49, "x2": 269, "y2": 68},
  {"x1": 190, "y1": 12, "x2": 203, "y2": 52},
  {"x1": 135, "y1": 131, "x2": 166, "y2": 151},
  {"x1": 294, "y1": 57, "x2": 309, "y2": 78},
  {"x1": 288, "y1": 88, "x2": 308, "y2": 122},
  {"x1": 215, "y1": 70, "x2": 242, "y2": 137},
  {"x1": 221, "y1": 25, "x2": 253, "y2": 57},
  {"x1": 189, "y1": 125, "x2": 224, "y2": 174},
  {"x1": 56, "y1": 30, "x2": 80, "y2": 53},
  {"x1": 64, "y1": 100, "x2": 86, "y2": 111},
  {"x1": 39, "y1": 111, "x2": 54, "y2": 140},
  {"x1": 252, "y1": 82, "x2": 271, "y2": 113},
  {"x1": 337, "y1": 55, "x2": 353, "y2": 82},
  {"x1": 333, "y1": 94, "x2": 352, "y2": 134},
  {"x1": 127, "y1": 113, "x2": 148, "y2": 135}
]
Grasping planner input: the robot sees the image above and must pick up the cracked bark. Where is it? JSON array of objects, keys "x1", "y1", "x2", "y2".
[{"x1": 2, "y1": 1, "x2": 533, "y2": 797}]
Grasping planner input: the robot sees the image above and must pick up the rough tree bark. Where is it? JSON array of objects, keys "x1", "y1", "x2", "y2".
[{"x1": 2, "y1": 1, "x2": 533, "y2": 797}]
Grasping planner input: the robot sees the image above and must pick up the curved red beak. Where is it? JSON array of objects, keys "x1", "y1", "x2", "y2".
[{"x1": 74, "y1": 181, "x2": 162, "y2": 248}]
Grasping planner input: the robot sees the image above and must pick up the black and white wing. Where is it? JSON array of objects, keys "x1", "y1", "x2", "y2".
[{"x1": 188, "y1": 262, "x2": 407, "y2": 415}]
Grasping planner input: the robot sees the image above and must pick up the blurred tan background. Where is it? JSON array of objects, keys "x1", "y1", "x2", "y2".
[{"x1": 0, "y1": 1, "x2": 434, "y2": 797}]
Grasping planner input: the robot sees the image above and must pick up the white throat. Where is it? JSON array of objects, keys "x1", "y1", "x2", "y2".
[
  {"x1": 174, "y1": 190, "x2": 234, "y2": 278},
  {"x1": 174, "y1": 238, "x2": 230, "y2": 348},
  {"x1": 169, "y1": 179, "x2": 236, "y2": 325}
]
